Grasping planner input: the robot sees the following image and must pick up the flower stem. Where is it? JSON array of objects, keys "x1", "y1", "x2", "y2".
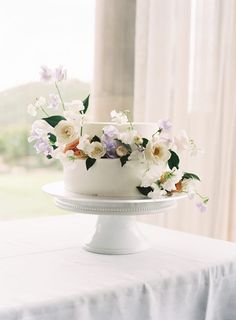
[
  {"x1": 55, "y1": 82, "x2": 65, "y2": 111},
  {"x1": 41, "y1": 107, "x2": 49, "y2": 117}
]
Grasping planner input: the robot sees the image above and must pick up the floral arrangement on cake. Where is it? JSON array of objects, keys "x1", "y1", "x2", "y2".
[{"x1": 28, "y1": 66, "x2": 208, "y2": 211}]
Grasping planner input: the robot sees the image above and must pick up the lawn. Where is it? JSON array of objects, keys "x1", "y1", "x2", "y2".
[{"x1": 0, "y1": 169, "x2": 65, "y2": 220}]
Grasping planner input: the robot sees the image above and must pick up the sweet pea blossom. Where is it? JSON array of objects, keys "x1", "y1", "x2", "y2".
[
  {"x1": 40, "y1": 66, "x2": 53, "y2": 82},
  {"x1": 40, "y1": 65, "x2": 67, "y2": 82},
  {"x1": 196, "y1": 201, "x2": 207, "y2": 212},
  {"x1": 160, "y1": 169, "x2": 183, "y2": 192},
  {"x1": 111, "y1": 110, "x2": 128, "y2": 124},
  {"x1": 27, "y1": 97, "x2": 47, "y2": 117},
  {"x1": 141, "y1": 165, "x2": 164, "y2": 187},
  {"x1": 102, "y1": 125, "x2": 119, "y2": 139},
  {"x1": 48, "y1": 93, "x2": 60, "y2": 109},
  {"x1": 27, "y1": 104, "x2": 37, "y2": 117},
  {"x1": 34, "y1": 138, "x2": 53, "y2": 156},
  {"x1": 28, "y1": 120, "x2": 51, "y2": 143},
  {"x1": 158, "y1": 119, "x2": 172, "y2": 132},
  {"x1": 148, "y1": 186, "x2": 167, "y2": 199},
  {"x1": 119, "y1": 130, "x2": 137, "y2": 145},
  {"x1": 54, "y1": 65, "x2": 67, "y2": 82}
]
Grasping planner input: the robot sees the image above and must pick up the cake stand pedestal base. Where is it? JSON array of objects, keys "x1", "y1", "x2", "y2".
[
  {"x1": 42, "y1": 181, "x2": 186, "y2": 255},
  {"x1": 84, "y1": 215, "x2": 149, "y2": 254}
]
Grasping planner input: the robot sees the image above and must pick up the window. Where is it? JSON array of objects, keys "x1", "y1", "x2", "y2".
[{"x1": 0, "y1": 0, "x2": 95, "y2": 220}]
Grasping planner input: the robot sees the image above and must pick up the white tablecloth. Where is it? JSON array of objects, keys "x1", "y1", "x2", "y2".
[{"x1": 0, "y1": 214, "x2": 236, "y2": 320}]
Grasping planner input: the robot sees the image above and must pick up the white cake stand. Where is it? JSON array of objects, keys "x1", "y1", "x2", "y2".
[{"x1": 43, "y1": 181, "x2": 186, "y2": 255}]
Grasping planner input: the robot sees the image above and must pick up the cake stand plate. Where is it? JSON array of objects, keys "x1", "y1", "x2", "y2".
[{"x1": 43, "y1": 181, "x2": 186, "y2": 255}]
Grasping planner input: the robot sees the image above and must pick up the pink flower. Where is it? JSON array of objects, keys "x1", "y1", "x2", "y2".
[
  {"x1": 40, "y1": 65, "x2": 53, "y2": 82},
  {"x1": 54, "y1": 65, "x2": 67, "y2": 82}
]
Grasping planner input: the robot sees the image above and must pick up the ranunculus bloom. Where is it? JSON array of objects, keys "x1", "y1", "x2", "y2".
[
  {"x1": 85, "y1": 141, "x2": 106, "y2": 159},
  {"x1": 64, "y1": 138, "x2": 87, "y2": 159},
  {"x1": 55, "y1": 120, "x2": 78, "y2": 144},
  {"x1": 145, "y1": 140, "x2": 171, "y2": 164},
  {"x1": 116, "y1": 145, "x2": 129, "y2": 157}
]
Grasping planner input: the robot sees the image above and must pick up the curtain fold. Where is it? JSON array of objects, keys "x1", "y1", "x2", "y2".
[{"x1": 93, "y1": 0, "x2": 236, "y2": 241}]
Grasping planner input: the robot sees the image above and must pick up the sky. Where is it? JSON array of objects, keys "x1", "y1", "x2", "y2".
[{"x1": 0, "y1": 0, "x2": 95, "y2": 91}]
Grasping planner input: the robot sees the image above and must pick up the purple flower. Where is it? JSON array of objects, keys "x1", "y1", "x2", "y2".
[
  {"x1": 34, "y1": 138, "x2": 53, "y2": 156},
  {"x1": 48, "y1": 93, "x2": 60, "y2": 109},
  {"x1": 102, "y1": 138, "x2": 118, "y2": 158},
  {"x1": 103, "y1": 125, "x2": 119, "y2": 139},
  {"x1": 54, "y1": 65, "x2": 67, "y2": 82},
  {"x1": 196, "y1": 202, "x2": 207, "y2": 213},
  {"x1": 40, "y1": 65, "x2": 53, "y2": 82},
  {"x1": 158, "y1": 119, "x2": 172, "y2": 132}
]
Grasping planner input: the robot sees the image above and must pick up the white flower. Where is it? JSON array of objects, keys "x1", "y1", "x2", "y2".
[
  {"x1": 174, "y1": 130, "x2": 190, "y2": 152},
  {"x1": 116, "y1": 145, "x2": 129, "y2": 157},
  {"x1": 158, "y1": 119, "x2": 172, "y2": 132},
  {"x1": 77, "y1": 134, "x2": 90, "y2": 151},
  {"x1": 35, "y1": 97, "x2": 46, "y2": 108},
  {"x1": 145, "y1": 139, "x2": 171, "y2": 164},
  {"x1": 141, "y1": 165, "x2": 164, "y2": 187},
  {"x1": 84, "y1": 141, "x2": 106, "y2": 159},
  {"x1": 133, "y1": 135, "x2": 143, "y2": 145},
  {"x1": 148, "y1": 187, "x2": 167, "y2": 199},
  {"x1": 54, "y1": 120, "x2": 78, "y2": 144},
  {"x1": 119, "y1": 130, "x2": 137, "y2": 144},
  {"x1": 27, "y1": 97, "x2": 47, "y2": 117},
  {"x1": 27, "y1": 104, "x2": 37, "y2": 117},
  {"x1": 64, "y1": 100, "x2": 85, "y2": 125},
  {"x1": 65, "y1": 100, "x2": 84, "y2": 112},
  {"x1": 111, "y1": 110, "x2": 128, "y2": 124},
  {"x1": 161, "y1": 169, "x2": 183, "y2": 192},
  {"x1": 129, "y1": 149, "x2": 145, "y2": 163}
]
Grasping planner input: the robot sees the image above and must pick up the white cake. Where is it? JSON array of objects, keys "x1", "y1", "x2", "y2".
[{"x1": 63, "y1": 122, "x2": 158, "y2": 197}]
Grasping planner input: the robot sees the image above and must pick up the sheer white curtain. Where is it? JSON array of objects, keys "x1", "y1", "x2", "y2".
[{"x1": 93, "y1": 0, "x2": 236, "y2": 241}]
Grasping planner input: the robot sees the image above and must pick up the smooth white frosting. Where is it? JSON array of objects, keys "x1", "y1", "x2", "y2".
[{"x1": 63, "y1": 122, "x2": 157, "y2": 197}]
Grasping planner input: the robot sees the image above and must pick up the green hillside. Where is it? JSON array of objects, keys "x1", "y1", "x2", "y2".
[{"x1": 0, "y1": 80, "x2": 90, "y2": 126}]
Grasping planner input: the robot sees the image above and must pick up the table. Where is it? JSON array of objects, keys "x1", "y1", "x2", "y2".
[{"x1": 0, "y1": 214, "x2": 236, "y2": 320}]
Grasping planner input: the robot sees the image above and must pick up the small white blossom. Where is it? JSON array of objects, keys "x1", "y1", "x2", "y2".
[
  {"x1": 119, "y1": 130, "x2": 137, "y2": 144},
  {"x1": 161, "y1": 169, "x2": 183, "y2": 192},
  {"x1": 27, "y1": 104, "x2": 37, "y2": 117},
  {"x1": 35, "y1": 97, "x2": 46, "y2": 108},
  {"x1": 111, "y1": 110, "x2": 128, "y2": 124},
  {"x1": 174, "y1": 130, "x2": 190, "y2": 152},
  {"x1": 141, "y1": 165, "x2": 164, "y2": 187},
  {"x1": 148, "y1": 187, "x2": 167, "y2": 199}
]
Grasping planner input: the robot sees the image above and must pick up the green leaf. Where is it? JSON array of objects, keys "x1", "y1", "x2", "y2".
[
  {"x1": 47, "y1": 154, "x2": 52, "y2": 159},
  {"x1": 168, "y1": 150, "x2": 179, "y2": 170},
  {"x1": 86, "y1": 157, "x2": 96, "y2": 170},
  {"x1": 136, "y1": 186, "x2": 154, "y2": 196},
  {"x1": 43, "y1": 115, "x2": 66, "y2": 128},
  {"x1": 120, "y1": 154, "x2": 129, "y2": 167},
  {"x1": 81, "y1": 94, "x2": 90, "y2": 114},
  {"x1": 142, "y1": 138, "x2": 149, "y2": 148},
  {"x1": 182, "y1": 172, "x2": 200, "y2": 181},
  {"x1": 91, "y1": 135, "x2": 101, "y2": 143},
  {"x1": 48, "y1": 133, "x2": 57, "y2": 144}
]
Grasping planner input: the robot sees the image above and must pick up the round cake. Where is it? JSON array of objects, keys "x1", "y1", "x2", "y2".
[{"x1": 63, "y1": 122, "x2": 158, "y2": 197}]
